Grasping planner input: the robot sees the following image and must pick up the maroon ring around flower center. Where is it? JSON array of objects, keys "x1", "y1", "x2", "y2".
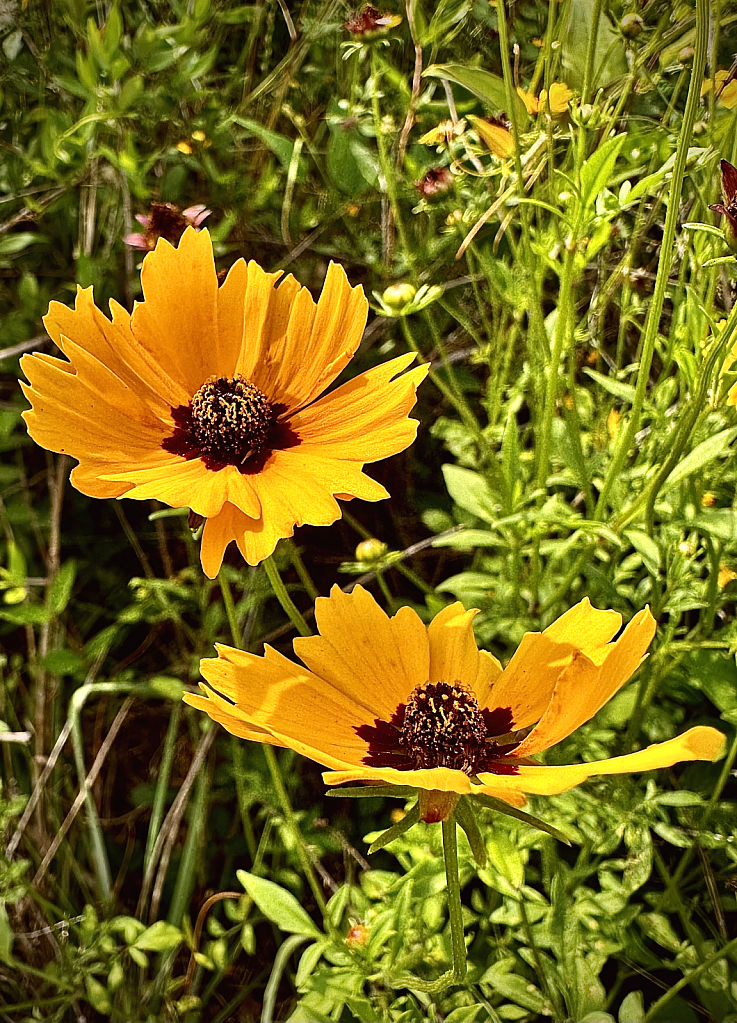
[
  {"x1": 162, "y1": 375, "x2": 301, "y2": 474},
  {"x1": 356, "y1": 682, "x2": 520, "y2": 777}
]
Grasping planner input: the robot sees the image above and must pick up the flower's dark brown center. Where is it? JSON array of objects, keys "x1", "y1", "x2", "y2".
[
  {"x1": 399, "y1": 681, "x2": 488, "y2": 774},
  {"x1": 190, "y1": 376, "x2": 275, "y2": 465}
]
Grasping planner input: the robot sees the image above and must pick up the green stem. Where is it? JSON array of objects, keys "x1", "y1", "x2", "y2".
[
  {"x1": 594, "y1": 0, "x2": 709, "y2": 520},
  {"x1": 261, "y1": 934, "x2": 310, "y2": 1023},
  {"x1": 167, "y1": 754, "x2": 211, "y2": 927},
  {"x1": 263, "y1": 555, "x2": 312, "y2": 637},
  {"x1": 262, "y1": 743, "x2": 327, "y2": 916},
  {"x1": 218, "y1": 571, "x2": 243, "y2": 648},
  {"x1": 144, "y1": 702, "x2": 181, "y2": 877},
  {"x1": 644, "y1": 934, "x2": 737, "y2": 1022},
  {"x1": 664, "y1": 730, "x2": 737, "y2": 899},
  {"x1": 442, "y1": 816, "x2": 467, "y2": 984},
  {"x1": 370, "y1": 48, "x2": 412, "y2": 263}
]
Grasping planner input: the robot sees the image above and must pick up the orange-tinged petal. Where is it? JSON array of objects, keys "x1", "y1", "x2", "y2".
[
  {"x1": 198, "y1": 644, "x2": 380, "y2": 769},
  {"x1": 132, "y1": 227, "x2": 220, "y2": 395},
  {"x1": 216, "y1": 259, "x2": 249, "y2": 377},
  {"x1": 234, "y1": 262, "x2": 298, "y2": 392},
  {"x1": 513, "y1": 607, "x2": 656, "y2": 757},
  {"x1": 477, "y1": 727, "x2": 726, "y2": 797},
  {"x1": 294, "y1": 585, "x2": 429, "y2": 715},
  {"x1": 102, "y1": 460, "x2": 260, "y2": 519},
  {"x1": 43, "y1": 287, "x2": 191, "y2": 411},
  {"x1": 474, "y1": 649, "x2": 504, "y2": 708},
  {"x1": 427, "y1": 603, "x2": 481, "y2": 687},
  {"x1": 273, "y1": 262, "x2": 368, "y2": 411},
  {"x1": 487, "y1": 599, "x2": 623, "y2": 729},
  {"x1": 290, "y1": 355, "x2": 428, "y2": 462},
  {"x1": 200, "y1": 503, "x2": 256, "y2": 579}
]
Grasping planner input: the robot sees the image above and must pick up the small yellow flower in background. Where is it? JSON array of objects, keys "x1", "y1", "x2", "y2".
[
  {"x1": 191, "y1": 130, "x2": 207, "y2": 142},
  {"x1": 719, "y1": 564, "x2": 737, "y2": 588},
  {"x1": 176, "y1": 140, "x2": 193, "y2": 155},
  {"x1": 517, "y1": 81, "x2": 573, "y2": 117},
  {"x1": 607, "y1": 408, "x2": 621, "y2": 440},
  {"x1": 466, "y1": 115, "x2": 515, "y2": 159},
  {"x1": 702, "y1": 70, "x2": 737, "y2": 109},
  {"x1": 418, "y1": 119, "x2": 466, "y2": 147},
  {"x1": 702, "y1": 492, "x2": 716, "y2": 507},
  {"x1": 186, "y1": 586, "x2": 725, "y2": 821},
  {"x1": 21, "y1": 229, "x2": 428, "y2": 578}
]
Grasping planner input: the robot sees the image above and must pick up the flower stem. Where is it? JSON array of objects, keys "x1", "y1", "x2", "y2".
[
  {"x1": 262, "y1": 743, "x2": 327, "y2": 917},
  {"x1": 441, "y1": 816, "x2": 467, "y2": 984},
  {"x1": 218, "y1": 571, "x2": 242, "y2": 648},
  {"x1": 263, "y1": 555, "x2": 312, "y2": 637}
]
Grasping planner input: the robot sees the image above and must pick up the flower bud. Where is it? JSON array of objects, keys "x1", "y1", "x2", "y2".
[
  {"x1": 620, "y1": 13, "x2": 644, "y2": 38},
  {"x1": 355, "y1": 538, "x2": 388, "y2": 561},
  {"x1": 381, "y1": 284, "x2": 415, "y2": 310}
]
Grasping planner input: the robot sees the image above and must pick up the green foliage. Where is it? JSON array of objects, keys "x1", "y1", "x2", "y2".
[{"x1": 3, "y1": 0, "x2": 737, "y2": 1020}]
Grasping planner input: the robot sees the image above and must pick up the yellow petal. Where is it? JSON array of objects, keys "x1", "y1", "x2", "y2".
[
  {"x1": 516, "y1": 87, "x2": 539, "y2": 114},
  {"x1": 322, "y1": 764, "x2": 474, "y2": 795},
  {"x1": 294, "y1": 584, "x2": 429, "y2": 716},
  {"x1": 216, "y1": 258, "x2": 249, "y2": 377},
  {"x1": 200, "y1": 502, "x2": 256, "y2": 578},
  {"x1": 132, "y1": 227, "x2": 220, "y2": 395},
  {"x1": 477, "y1": 727, "x2": 726, "y2": 797},
  {"x1": 197, "y1": 643, "x2": 381, "y2": 769},
  {"x1": 234, "y1": 261, "x2": 299, "y2": 394},
  {"x1": 513, "y1": 607, "x2": 656, "y2": 757},
  {"x1": 467, "y1": 115, "x2": 515, "y2": 159},
  {"x1": 276, "y1": 262, "x2": 368, "y2": 411},
  {"x1": 183, "y1": 692, "x2": 288, "y2": 746},
  {"x1": 290, "y1": 355, "x2": 428, "y2": 462},
  {"x1": 427, "y1": 603, "x2": 481, "y2": 687},
  {"x1": 487, "y1": 599, "x2": 622, "y2": 729}
]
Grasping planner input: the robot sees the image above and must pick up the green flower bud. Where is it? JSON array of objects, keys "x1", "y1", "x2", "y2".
[
  {"x1": 355, "y1": 538, "x2": 388, "y2": 561},
  {"x1": 381, "y1": 283, "x2": 416, "y2": 310}
]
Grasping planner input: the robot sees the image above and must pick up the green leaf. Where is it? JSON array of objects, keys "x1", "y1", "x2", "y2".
[
  {"x1": 583, "y1": 368, "x2": 638, "y2": 404},
  {"x1": 624, "y1": 529, "x2": 661, "y2": 575},
  {"x1": 442, "y1": 464, "x2": 497, "y2": 523},
  {"x1": 237, "y1": 871, "x2": 322, "y2": 937},
  {"x1": 84, "y1": 974, "x2": 112, "y2": 1015},
  {"x1": 422, "y1": 63, "x2": 529, "y2": 124},
  {"x1": 46, "y1": 560, "x2": 76, "y2": 615},
  {"x1": 694, "y1": 508, "x2": 737, "y2": 542},
  {"x1": 618, "y1": 990, "x2": 645, "y2": 1023},
  {"x1": 480, "y1": 960, "x2": 548, "y2": 1013},
  {"x1": 367, "y1": 802, "x2": 420, "y2": 854},
  {"x1": 561, "y1": 0, "x2": 627, "y2": 92},
  {"x1": 0, "y1": 604, "x2": 51, "y2": 626},
  {"x1": 580, "y1": 134, "x2": 626, "y2": 211},
  {"x1": 661, "y1": 427, "x2": 737, "y2": 492},
  {"x1": 133, "y1": 920, "x2": 184, "y2": 952},
  {"x1": 0, "y1": 233, "x2": 41, "y2": 257},
  {"x1": 231, "y1": 117, "x2": 307, "y2": 179},
  {"x1": 474, "y1": 793, "x2": 572, "y2": 845},
  {"x1": 0, "y1": 902, "x2": 14, "y2": 964}
]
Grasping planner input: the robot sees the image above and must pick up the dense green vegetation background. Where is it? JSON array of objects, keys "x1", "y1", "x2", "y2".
[{"x1": 4, "y1": 0, "x2": 737, "y2": 1020}]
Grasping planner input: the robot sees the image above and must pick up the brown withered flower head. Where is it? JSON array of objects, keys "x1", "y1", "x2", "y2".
[
  {"x1": 415, "y1": 167, "x2": 454, "y2": 198},
  {"x1": 709, "y1": 159, "x2": 737, "y2": 254},
  {"x1": 344, "y1": 3, "x2": 401, "y2": 36},
  {"x1": 124, "y1": 202, "x2": 211, "y2": 251}
]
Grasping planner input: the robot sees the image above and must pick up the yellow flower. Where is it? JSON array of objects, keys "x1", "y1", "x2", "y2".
[
  {"x1": 719, "y1": 564, "x2": 737, "y2": 588},
  {"x1": 186, "y1": 587, "x2": 725, "y2": 819},
  {"x1": 21, "y1": 230, "x2": 428, "y2": 578},
  {"x1": 176, "y1": 140, "x2": 193, "y2": 155},
  {"x1": 702, "y1": 70, "x2": 737, "y2": 109},
  {"x1": 466, "y1": 115, "x2": 515, "y2": 159},
  {"x1": 418, "y1": 119, "x2": 466, "y2": 147},
  {"x1": 517, "y1": 81, "x2": 573, "y2": 116}
]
